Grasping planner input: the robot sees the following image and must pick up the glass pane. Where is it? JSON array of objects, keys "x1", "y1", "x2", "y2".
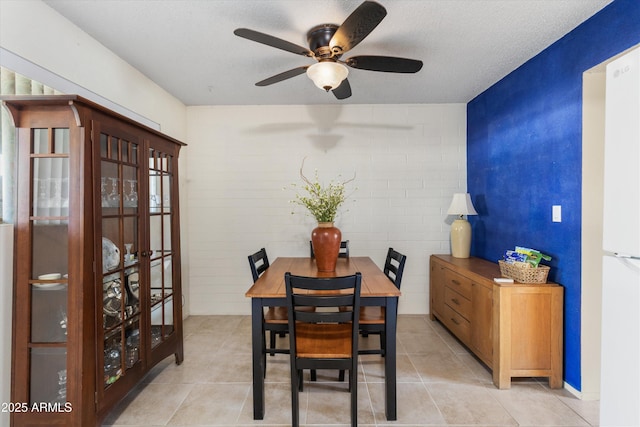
[
  {"x1": 102, "y1": 217, "x2": 121, "y2": 273},
  {"x1": 122, "y1": 140, "x2": 130, "y2": 164},
  {"x1": 103, "y1": 273, "x2": 124, "y2": 328},
  {"x1": 150, "y1": 258, "x2": 163, "y2": 290},
  {"x1": 31, "y1": 284, "x2": 68, "y2": 342},
  {"x1": 104, "y1": 328, "x2": 123, "y2": 387},
  {"x1": 149, "y1": 215, "x2": 162, "y2": 256},
  {"x1": 53, "y1": 128, "x2": 69, "y2": 154},
  {"x1": 33, "y1": 129, "x2": 49, "y2": 154},
  {"x1": 131, "y1": 143, "x2": 138, "y2": 165},
  {"x1": 149, "y1": 173, "x2": 161, "y2": 213},
  {"x1": 30, "y1": 347, "x2": 67, "y2": 405},
  {"x1": 31, "y1": 224, "x2": 68, "y2": 279},
  {"x1": 101, "y1": 161, "x2": 120, "y2": 211},
  {"x1": 151, "y1": 296, "x2": 174, "y2": 336},
  {"x1": 109, "y1": 136, "x2": 119, "y2": 160},
  {"x1": 124, "y1": 268, "x2": 140, "y2": 317},
  {"x1": 122, "y1": 165, "x2": 138, "y2": 210},
  {"x1": 100, "y1": 133, "x2": 108, "y2": 158},
  {"x1": 163, "y1": 215, "x2": 172, "y2": 252},
  {"x1": 161, "y1": 173, "x2": 171, "y2": 212},
  {"x1": 163, "y1": 257, "x2": 173, "y2": 290},
  {"x1": 32, "y1": 157, "x2": 70, "y2": 218},
  {"x1": 124, "y1": 318, "x2": 140, "y2": 369},
  {"x1": 123, "y1": 216, "x2": 138, "y2": 267}
]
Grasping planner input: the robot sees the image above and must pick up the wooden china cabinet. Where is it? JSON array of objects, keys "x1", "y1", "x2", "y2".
[{"x1": 2, "y1": 95, "x2": 185, "y2": 426}]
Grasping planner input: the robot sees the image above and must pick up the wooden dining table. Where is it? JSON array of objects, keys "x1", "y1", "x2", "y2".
[{"x1": 245, "y1": 256, "x2": 401, "y2": 421}]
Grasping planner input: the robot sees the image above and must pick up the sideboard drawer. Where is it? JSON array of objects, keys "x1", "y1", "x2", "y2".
[
  {"x1": 443, "y1": 304, "x2": 471, "y2": 344},
  {"x1": 444, "y1": 287, "x2": 471, "y2": 320},
  {"x1": 444, "y1": 269, "x2": 472, "y2": 299}
]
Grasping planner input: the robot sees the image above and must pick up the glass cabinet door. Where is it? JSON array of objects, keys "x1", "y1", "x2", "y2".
[
  {"x1": 98, "y1": 127, "x2": 142, "y2": 391},
  {"x1": 148, "y1": 147, "x2": 177, "y2": 349},
  {"x1": 29, "y1": 128, "x2": 70, "y2": 405}
]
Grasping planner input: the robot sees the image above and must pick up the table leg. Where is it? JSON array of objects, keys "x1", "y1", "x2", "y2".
[
  {"x1": 251, "y1": 299, "x2": 265, "y2": 420},
  {"x1": 384, "y1": 296, "x2": 398, "y2": 420}
]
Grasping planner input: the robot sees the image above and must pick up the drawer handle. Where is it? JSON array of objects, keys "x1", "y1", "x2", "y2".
[
  {"x1": 451, "y1": 279, "x2": 461, "y2": 286},
  {"x1": 450, "y1": 317, "x2": 460, "y2": 325},
  {"x1": 451, "y1": 298, "x2": 460, "y2": 305}
]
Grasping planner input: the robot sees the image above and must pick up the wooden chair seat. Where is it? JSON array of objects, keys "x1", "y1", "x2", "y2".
[
  {"x1": 264, "y1": 306, "x2": 288, "y2": 324},
  {"x1": 296, "y1": 323, "x2": 352, "y2": 358},
  {"x1": 359, "y1": 306, "x2": 385, "y2": 324},
  {"x1": 265, "y1": 306, "x2": 315, "y2": 324}
]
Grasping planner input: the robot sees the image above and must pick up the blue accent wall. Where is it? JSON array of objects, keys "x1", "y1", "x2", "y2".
[{"x1": 467, "y1": 0, "x2": 640, "y2": 391}]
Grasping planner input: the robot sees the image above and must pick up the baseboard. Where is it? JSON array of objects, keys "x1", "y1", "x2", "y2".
[{"x1": 564, "y1": 381, "x2": 601, "y2": 401}]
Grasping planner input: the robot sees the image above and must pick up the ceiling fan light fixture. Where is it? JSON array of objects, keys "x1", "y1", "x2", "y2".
[{"x1": 306, "y1": 61, "x2": 349, "y2": 92}]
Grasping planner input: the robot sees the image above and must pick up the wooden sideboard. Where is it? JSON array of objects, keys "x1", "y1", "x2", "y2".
[{"x1": 429, "y1": 254, "x2": 563, "y2": 389}]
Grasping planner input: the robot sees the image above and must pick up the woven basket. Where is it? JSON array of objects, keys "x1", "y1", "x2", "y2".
[{"x1": 498, "y1": 260, "x2": 550, "y2": 283}]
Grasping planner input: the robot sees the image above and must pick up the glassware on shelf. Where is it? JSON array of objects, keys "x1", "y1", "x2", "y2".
[
  {"x1": 56, "y1": 369, "x2": 67, "y2": 403},
  {"x1": 125, "y1": 329, "x2": 140, "y2": 369},
  {"x1": 59, "y1": 307, "x2": 67, "y2": 337},
  {"x1": 104, "y1": 344, "x2": 122, "y2": 385},
  {"x1": 124, "y1": 179, "x2": 138, "y2": 207},
  {"x1": 101, "y1": 177, "x2": 109, "y2": 207},
  {"x1": 151, "y1": 326, "x2": 162, "y2": 347},
  {"x1": 108, "y1": 177, "x2": 120, "y2": 207},
  {"x1": 124, "y1": 243, "x2": 136, "y2": 265}
]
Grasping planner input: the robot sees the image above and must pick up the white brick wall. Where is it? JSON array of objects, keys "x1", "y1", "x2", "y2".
[{"x1": 185, "y1": 104, "x2": 467, "y2": 315}]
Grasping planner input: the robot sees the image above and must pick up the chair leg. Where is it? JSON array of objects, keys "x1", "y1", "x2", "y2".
[
  {"x1": 350, "y1": 368, "x2": 357, "y2": 426},
  {"x1": 269, "y1": 331, "x2": 277, "y2": 356},
  {"x1": 261, "y1": 331, "x2": 267, "y2": 378},
  {"x1": 380, "y1": 331, "x2": 386, "y2": 357},
  {"x1": 298, "y1": 369, "x2": 304, "y2": 391},
  {"x1": 339, "y1": 370, "x2": 345, "y2": 382},
  {"x1": 291, "y1": 368, "x2": 300, "y2": 427},
  {"x1": 310, "y1": 370, "x2": 317, "y2": 382}
]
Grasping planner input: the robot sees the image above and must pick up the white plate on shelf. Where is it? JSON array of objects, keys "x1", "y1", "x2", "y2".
[
  {"x1": 102, "y1": 237, "x2": 120, "y2": 272},
  {"x1": 33, "y1": 282, "x2": 66, "y2": 291}
]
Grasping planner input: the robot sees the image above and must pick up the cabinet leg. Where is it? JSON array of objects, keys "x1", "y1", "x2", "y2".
[
  {"x1": 493, "y1": 370, "x2": 511, "y2": 389},
  {"x1": 549, "y1": 372, "x2": 563, "y2": 389}
]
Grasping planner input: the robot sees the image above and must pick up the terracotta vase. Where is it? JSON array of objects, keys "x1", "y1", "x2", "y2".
[{"x1": 311, "y1": 222, "x2": 341, "y2": 272}]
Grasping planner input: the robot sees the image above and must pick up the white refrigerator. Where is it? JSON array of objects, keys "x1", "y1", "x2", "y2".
[{"x1": 600, "y1": 46, "x2": 640, "y2": 427}]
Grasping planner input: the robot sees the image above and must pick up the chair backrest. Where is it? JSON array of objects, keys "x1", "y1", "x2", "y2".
[
  {"x1": 309, "y1": 240, "x2": 350, "y2": 258},
  {"x1": 383, "y1": 248, "x2": 407, "y2": 289},
  {"x1": 248, "y1": 248, "x2": 269, "y2": 283},
  {"x1": 285, "y1": 272, "x2": 361, "y2": 358}
]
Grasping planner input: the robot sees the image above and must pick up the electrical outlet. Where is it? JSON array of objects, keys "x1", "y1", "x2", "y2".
[{"x1": 552, "y1": 205, "x2": 562, "y2": 223}]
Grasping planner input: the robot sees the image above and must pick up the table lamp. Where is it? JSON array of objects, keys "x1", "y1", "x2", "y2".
[{"x1": 447, "y1": 193, "x2": 478, "y2": 258}]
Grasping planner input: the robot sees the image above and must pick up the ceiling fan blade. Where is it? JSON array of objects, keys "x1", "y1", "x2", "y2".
[
  {"x1": 345, "y1": 55, "x2": 423, "y2": 73},
  {"x1": 234, "y1": 28, "x2": 314, "y2": 57},
  {"x1": 332, "y1": 79, "x2": 352, "y2": 100},
  {"x1": 330, "y1": 1, "x2": 387, "y2": 55},
  {"x1": 255, "y1": 66, "x2": 309, "y2": 86}
]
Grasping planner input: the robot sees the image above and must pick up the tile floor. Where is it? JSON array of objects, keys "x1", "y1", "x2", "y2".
[{"x1": 103, "y1": 315, "x2": 600, "y2": 426}]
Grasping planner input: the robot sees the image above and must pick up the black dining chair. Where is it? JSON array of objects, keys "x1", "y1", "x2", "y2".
[
  {"x1": 309, "y1": 240, "x2": 350, "y2": 258},
  {"x1": 248, "y1": 248, "x2": 288, "y2": 358},
  {"x1": 285, "y1": 272, "x2": 361, "y2": 427},
  {"x1": 359, "y1": 248, "x2": 406, "y2": 356}
]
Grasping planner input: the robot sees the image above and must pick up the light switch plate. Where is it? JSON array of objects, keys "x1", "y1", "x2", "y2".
[{"x1": 552, "y1": 205, "x2": 562, "y2": 222}]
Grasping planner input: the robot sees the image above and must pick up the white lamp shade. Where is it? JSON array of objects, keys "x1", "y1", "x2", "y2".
[
  {"x1": 447, "y1": 193, "x2": 478, "y2": 216},
  {"x1": 306, "y1": 61, "x2": 349, "y2": 91}
]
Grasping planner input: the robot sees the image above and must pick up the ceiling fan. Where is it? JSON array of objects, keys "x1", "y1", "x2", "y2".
[{"x1": 234, "y1": 1, "x2": 423, "y2": 100}]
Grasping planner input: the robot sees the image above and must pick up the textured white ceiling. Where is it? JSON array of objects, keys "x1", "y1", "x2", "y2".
[{"x1": 43, "y1": 0, "x2": 613, "y2": 105}]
